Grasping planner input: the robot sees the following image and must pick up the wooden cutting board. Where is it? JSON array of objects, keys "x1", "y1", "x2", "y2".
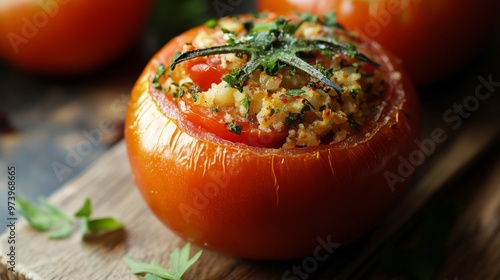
[{"x1": 1, "y1": 109, "x2": 499, "y2": 280}]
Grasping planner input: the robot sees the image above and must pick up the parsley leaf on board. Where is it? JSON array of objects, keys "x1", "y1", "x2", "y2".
[
  {"x1": 17, "y1": 196, "x2": 73, "y2": 239},
  {"x1": 17, "y1": 196, "x2": 123, "y2": 239},
  {"x1": 124, "y1": 243, "x2": 203, "y2": 280},
  {"x1": 74, "y1": 198, "x2": 124, "y2": 236}
]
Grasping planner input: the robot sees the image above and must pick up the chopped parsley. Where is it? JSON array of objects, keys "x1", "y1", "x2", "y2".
[
  {"x1": 241, "y1": 95, "x2": 251, "y2": 115},
  {"x1": 346, "y1": 43, "x2": 357, "y2": 58},
  {"x1": 320, "y1": 50, "x2": 333, "y2": 60},
  {"x1": 322, "y1": 11, "x2": 339, "y2": 28},
  {"x1": 153, "y1": 64, "x2": 167, "y2": 90},
  {"x1": 350, "y1": 88, "x2": 361, "y2": 99},
  {"x1": 226, "y1": 121, "x2": 242, "y2": 134},
  {"x1": 222, "y1": 68, "x2": 241, "y2": 89},
  {"x1": 270, "y1": 107, "x2": 285, "y2": 116},
  {"x1": 205, "y1": 18, "x2": 218, "y2": 29},
  {"x1": 221, "y1": 28, "x2": 238, "y2": 45},
  {"x1": 285, "y1": 112, "x2": 304, "y2": 126},
  {"x1": 316, "y1": 64, "x2": 333, "y2": 80},
  {"x1": 262, "y1": 59, "x2": 286, "y2": 76},
  {"x1": 286, "y1": 89, "x2": 305, "y2": 96}
]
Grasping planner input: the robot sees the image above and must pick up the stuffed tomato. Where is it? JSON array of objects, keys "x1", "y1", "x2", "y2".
[{"x1": 125, "y1": 13, "x2": 420, "y2": 260}]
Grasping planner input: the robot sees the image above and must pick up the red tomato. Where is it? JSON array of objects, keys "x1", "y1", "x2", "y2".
[
  {"x1": 0, "y1": 0, "x2": 152, "y2": 75},
  {"x1": 125, "y1": 14, "x2": 421, "y2": 259},
  {"x1": 183, "y1": 57, "x2": 229, "y2": 91},
  {"x1": 258, "y1": 0, "x2": 500, "y2": 86}
]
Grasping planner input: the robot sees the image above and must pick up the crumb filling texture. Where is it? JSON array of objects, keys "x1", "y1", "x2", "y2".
[{"x1": 161, "y1": 16, "x2": 386, "y2": 148}]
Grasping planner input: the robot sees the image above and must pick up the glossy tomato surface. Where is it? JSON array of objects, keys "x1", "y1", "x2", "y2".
[
  {"x1": 125, "y1": 14, "x2": 421, "y2": 260},
  {"x1": 258, "y1": 0, "x2": 500, "y2": 86},
  {"x1": 0, "y1": 0, "x2": 152, "y2": 74}
]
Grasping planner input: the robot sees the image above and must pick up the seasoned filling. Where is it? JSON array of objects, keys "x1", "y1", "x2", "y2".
[{"x1": 154, "y1": 13, "x2": 387, "y2": 148}]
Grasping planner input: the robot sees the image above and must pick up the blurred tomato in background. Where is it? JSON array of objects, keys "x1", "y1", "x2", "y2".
[
  {"x1": 258, "y1": 0, "x2": 500, "y2": 86},
  {"x1": 0, "y1": 0, "x2": 152, "y2": 75}
]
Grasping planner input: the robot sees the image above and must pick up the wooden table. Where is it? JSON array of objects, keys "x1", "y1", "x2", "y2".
[{"x1": 1, "y1": 14, "x2": 499, "y2": 280}]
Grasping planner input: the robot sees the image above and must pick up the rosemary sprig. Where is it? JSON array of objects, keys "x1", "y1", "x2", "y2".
[{"x1": 170, "y1": 13, "x2": 379, "y2": 94}]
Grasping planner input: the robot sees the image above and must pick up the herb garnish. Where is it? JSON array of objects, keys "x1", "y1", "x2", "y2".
[
  {"x1": 286, "y1": 89, "x2": 305, "y2": 96},
  {"x1": 241, "y1": 95, "x2": 251, "y2": 115},
  {"x1": 17, "y1": 196, "x2": 123, "y2": 239},
  {"x1": 285, "y1": 112, "x2": 304, "y2": 126},
  {"x1": 226, "y1": 121, "x2": 243, "y2": 134},
  {"x1": 124, "y1": 243, "x2": 202, "y2": 280},
  {"x1": 350, "y1": 88, "x2": 361, "y2": 99},
  {"x1": 153, "y1": 64, "x2": 167, "y2": 90},
  {"x1": 171, "y1": 14, "x2": 379, "y2": 95},
  {"x1": 205, "y1": 18, "x2": 218, "y2": 29}
]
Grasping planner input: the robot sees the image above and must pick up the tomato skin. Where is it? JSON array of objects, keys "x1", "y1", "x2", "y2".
[
  {"x1": 258, "y1": 0, "x2": 500, "y2": 86},
  {"x1": 125, "y1": 18, "x2": 421, "y2": 259},
  {"x1": 0, "y1": 0, "x2": 152, "y2": 75}
]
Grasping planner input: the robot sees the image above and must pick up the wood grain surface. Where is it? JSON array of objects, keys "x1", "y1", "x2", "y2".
[{"x1": 0, "y1": 114, "x2": 498, "y2": 279}]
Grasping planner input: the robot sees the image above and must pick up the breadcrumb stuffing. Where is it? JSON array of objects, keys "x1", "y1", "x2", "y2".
[{"x1": 165, "y1": 16, "x2": 385, "y2": 148}]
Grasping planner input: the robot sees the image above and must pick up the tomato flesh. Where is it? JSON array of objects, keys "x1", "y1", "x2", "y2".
[
  {"x1": 184, "y1": 57, "x2": 228, "y2": 91},
  {"x1": 183, "y1": 104, "x2": 288, "y2": 148}
]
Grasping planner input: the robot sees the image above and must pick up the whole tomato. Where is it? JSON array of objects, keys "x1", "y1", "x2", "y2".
[
  {"x1": 0, "y1": 0, "x2": 152, "y2": 75},
  {"x1": 125, "y1": 13, "x2": 421, "y2": 259},
  {"x1": 258, "y1": 0, "x2": 500, "y2": 86}
]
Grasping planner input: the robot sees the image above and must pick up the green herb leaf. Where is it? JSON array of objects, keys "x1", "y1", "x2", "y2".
[
  {"x1": 346, "y1": 43, "x2": 357, "y2": 58},
  {"x1": 74, "y1": 198, "x2": 92, "y2": 218},
  {"x1": 322, "y1": 11, "x2": 338, "y2": 28},
  {"x1": 124, "y1": 243, "x2": 203, "y2": 280},
  {"x1": 153, "y1": 64, "x2": 167, "y2": 90},
  {"x1": 17, "y1": 197, "x2": 74, "y2": 239},
  {"x1": 226, "y1": 121, "x2": 243, "y2": 135},
  {"x1": 262, "y1": 59, "x2": 286, "y2": 76},
  {"x1": 47, "y1": 222, "x2": 74, "y2": 239},
  {"x1": 18, "y1": 196, "x2": 123, "y2": 240},
  {"x1": 320, "y1": 50, "x2": 333, "y2": 60},
  {"x1": 85, "y1": 217, "x2": 124, "y2": 234},
  {"x1": 317, "y1": 64, "x2": 333, "y2": 80},
  {"x1": 204, "y1": 18, "x2": 218, "y2": 29},
  {"x1": 170, "y1": 14, "x2": 379, "y2": 95},
  {"x1": 75, "y1": 199, "x2": 123, "y2": 236},
  {"x1": 350, "y1": 88, "x2": 361, "y2": 99},
  {"x1": 145, "y1": 274, "x2": 165, "y2": 280},
  {"x1": 286, "y1": 89, "x2": 305, "y2": 96},
  {"x1": 285, "y1": 112, "x2": 304, "y2": 126},
  {"x1": 270, "y1": 107, "x2": 285, "y2": 116},
  {"x1": 222, "y1": 28, "x2": 238, "y2": 44},
  {"x1": 222, "y1": 73, "x2": 238, "y2": 87},
  {"x1": 241, "y1": 95, "x2": 251, "y2": 114}
]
